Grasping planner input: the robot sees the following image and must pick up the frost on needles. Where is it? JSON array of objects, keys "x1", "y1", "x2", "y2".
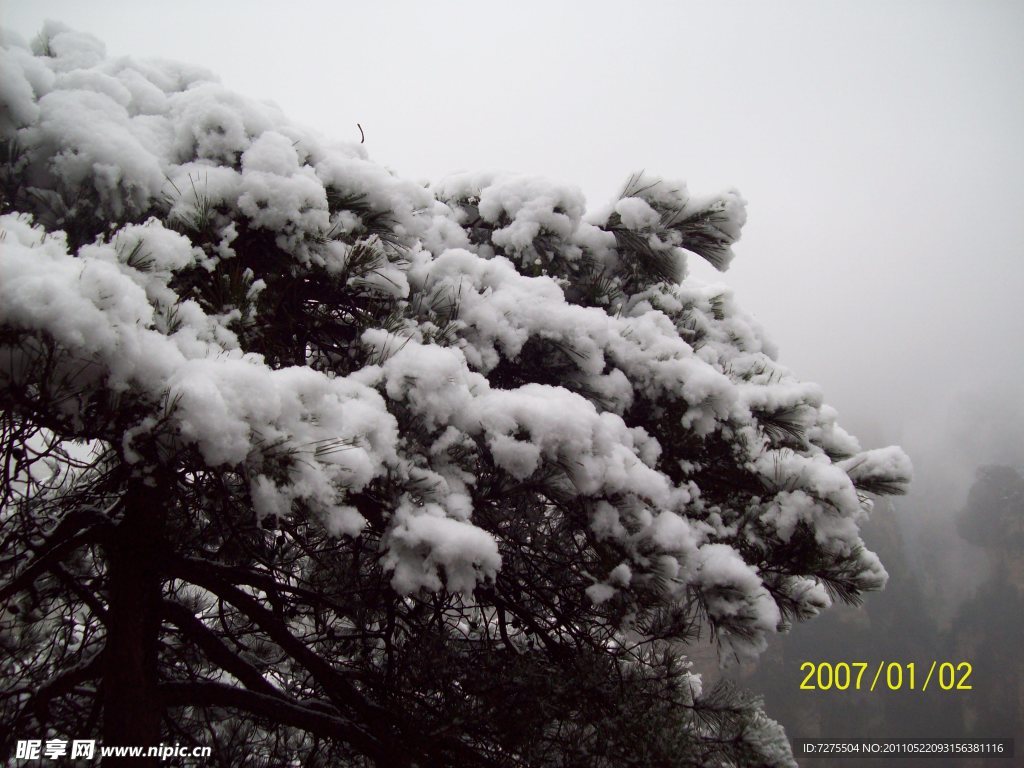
[{"x1": 0, "y1": 22, "x2": 911, "y2": 768}]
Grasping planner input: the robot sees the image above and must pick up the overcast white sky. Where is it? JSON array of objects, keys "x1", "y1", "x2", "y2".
[{"x1": 3, "y1": 0, "x2": 1023, "y2": 469}]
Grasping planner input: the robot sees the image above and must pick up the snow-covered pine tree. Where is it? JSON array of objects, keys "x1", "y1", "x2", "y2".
[{"x1": 0, "y1": 23, "x2": 911, "y2": 767}]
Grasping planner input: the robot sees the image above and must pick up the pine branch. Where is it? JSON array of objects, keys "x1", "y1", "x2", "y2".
[
  {"x1": 753, "y1": 406, "x2": 808, "y2": 448},
  {"x1": 166, "y1": 555, "x2": 492, "y2": 767},
  {"x1": 2, "y1": 652, "x2": 103, "y2": 751},
  {"x1": 159, "y1": 680, "x2": 405, "y2": 766},
  {"x1": 666, "y1": 208, "x2": 737, "y2": 271},
  {"x1": 0, "y1": 512, "x2": 111, "y2": 605},
  {"x1": 161, "y1": 599, "x2": 280, "y2": 697}
]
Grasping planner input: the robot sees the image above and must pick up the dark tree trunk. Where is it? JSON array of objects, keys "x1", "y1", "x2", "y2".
[{"x1": 102, "y1": 476, "x2": 163, "y2": 766}]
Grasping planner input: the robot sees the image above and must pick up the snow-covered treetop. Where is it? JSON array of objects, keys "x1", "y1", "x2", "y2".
[{"x1": 0, "y1": 21, "x2": 910, "y2": 666}]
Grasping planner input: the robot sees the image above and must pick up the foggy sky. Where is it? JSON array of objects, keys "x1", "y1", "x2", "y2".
[{"x1": 3, "y1": 0, "x2": 1022, "y2": 488}]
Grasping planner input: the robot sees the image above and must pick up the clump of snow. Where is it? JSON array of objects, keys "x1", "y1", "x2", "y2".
[
  {"x1": 696, "y1": 543, "x2": 781, "y2": 658},
  {"x1": 384, "y1": 500, "x2": 501, "y2": 594},
  {"x1": 237, "y1": 130, "x2": 330, "y2": 249},
  {"x1": 614, "y1": 197, "x2": 661, "y2": 231},
  {"x1": 840, "y1": 446, "x2": 914, "y2": 489},
  {"x1": 585, "y1": 583, "x2": 617, "y2": 605}
]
